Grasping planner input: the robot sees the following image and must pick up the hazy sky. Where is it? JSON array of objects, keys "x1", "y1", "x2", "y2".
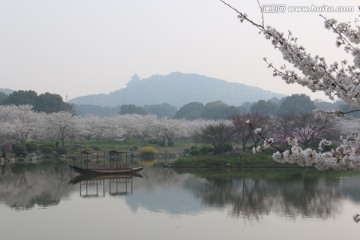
[{"x1": 0, "y1": 0, "x2": 358, "y2": 101}]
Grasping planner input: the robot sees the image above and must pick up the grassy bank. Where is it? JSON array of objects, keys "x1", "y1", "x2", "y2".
[{"x1": 172, "y1": 152, "x2": 301, "y2": 169}]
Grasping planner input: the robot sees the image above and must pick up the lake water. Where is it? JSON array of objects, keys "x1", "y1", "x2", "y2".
[{"x1": 0, "y1": 163, "x2": 359, "y2": 240}]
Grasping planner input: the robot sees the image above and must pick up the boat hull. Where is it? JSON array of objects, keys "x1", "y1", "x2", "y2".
[{"x1": 69, "y1": 165, "x2": 143, "y2": 175}]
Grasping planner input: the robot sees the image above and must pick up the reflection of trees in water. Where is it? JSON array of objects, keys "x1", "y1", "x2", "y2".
[
  {"x1": 231, "y1": 179, "x2": 269, "y2": 220},
  {"x1": 190, "y1": 174, "x2": 342, "y2": 220},
  {"x1": 194, "y1": 178, "x2": 269, "y2": 220},
  {"x1": 0, "y1": 164, "x2": 75, "y2": 210},
  {"x1": 195, "y1": 177, "x2": 234, "y2": 207},
  {"x1": 276, "y1": 178, "x2": 340, "y2": 219},
  {"x1": 339, "y1": 176, "x2": 360, "y2": 203},
  {"x1": 138, "y1": 167, "x2": 186, "y2": 192}
]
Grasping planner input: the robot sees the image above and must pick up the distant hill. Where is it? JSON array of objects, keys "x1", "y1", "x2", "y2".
[{"x1": 69, "y1": 72, "x2": 286, "y2": 108}]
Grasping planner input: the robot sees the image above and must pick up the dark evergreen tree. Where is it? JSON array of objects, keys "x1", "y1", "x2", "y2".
[
  {"x1": 277, "y1": 94, "x2": 315, "y2": 116},
  {"x1": 250, "y1": 100, "x2": 278, "y2": 117},
  {"x1": 34, "y1": 92, "x2": 73, "y2": 113},
  {"x1": 2, "y1": 90, "x2": 37, "y2": 106},
  {"x1": 174, "y1": 102, "x2": 205, "y2": 120},
  {"x1": 119, "y1": 104, "x2": 146, "y2": 115}
]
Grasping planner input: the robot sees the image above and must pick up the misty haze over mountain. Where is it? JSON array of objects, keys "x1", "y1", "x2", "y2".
[
  {"x1": 69, "y1": 72, "x2": 285, "y2": 108},
  {"x1": 0, "y1": 88, "x2": 14, "y2": 95}
]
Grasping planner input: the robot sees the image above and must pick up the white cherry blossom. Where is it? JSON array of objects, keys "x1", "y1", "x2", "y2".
[{"x1": 220, "y1": 0, "x2": 360, "y2": 170}]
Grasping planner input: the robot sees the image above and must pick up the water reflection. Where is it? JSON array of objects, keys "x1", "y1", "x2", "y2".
[
  {"x1": 190, "y1": 175, "x2": 341, "y2": 220},
  {"x1": 69, "y1": 174, "x2": 142, "y2": 197},
  {"x1": 0, "y1": 163, "x2": 74, "y2": 210},
  {"x1": 0, "y1": 163, "x2": 359, "y2": 222},
  {"x1": 129, "y1": 169, "x2": 360, "y2": 220},
  {"x1": 127, "y1": 168, "x2": 207, "y2": 215}
]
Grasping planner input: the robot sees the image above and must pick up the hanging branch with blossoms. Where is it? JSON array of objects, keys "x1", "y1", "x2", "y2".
[{"x1": 220, "y1": 0, "x2": 360, "y2": 170}]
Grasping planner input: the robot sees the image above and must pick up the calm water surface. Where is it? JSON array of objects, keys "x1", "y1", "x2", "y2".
[{"x1": 0, "y1": 163, "x2": 359, "y2": 240}]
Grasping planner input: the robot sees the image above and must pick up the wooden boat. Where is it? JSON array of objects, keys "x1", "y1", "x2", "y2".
[{"x1": 69, "y1": 165, "x2": 143, "y2": 175}]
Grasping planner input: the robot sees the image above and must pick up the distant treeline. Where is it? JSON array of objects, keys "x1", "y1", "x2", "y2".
[
  {"x1": 1, "y1": 90, "x2": 358, "y2": 119},
  {"x1": 73, "y1": 94, "x2": 360, "y2": 119},
  {"x1": 0, "y1": 90, "x2": 72, "y2": 113}
]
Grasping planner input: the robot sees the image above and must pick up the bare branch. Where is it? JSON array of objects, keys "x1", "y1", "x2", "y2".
[
  {"x1": 219, "y1": 0, "x2": 264, "y2": 30},
  {"x1": 256, "y1": 0, "x2": 264, "y2": 28}
]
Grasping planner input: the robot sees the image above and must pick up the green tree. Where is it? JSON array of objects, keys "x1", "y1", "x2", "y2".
[
  {"x1": 238, "y1": 102, "x2": 253, "y2": 114},
  {"x1": 143, "y1": 103, "x2": 177, "y2": 118},
  {"x1": 277, "y1": 94, "x2": 315, "y2": 116},
  {"x1": 34, "y1": 92, "x2": 73, "y2": 113},
  {"x1": 0, "y1": 92, "x2": 8, "y2": 104},
  {"x1": 2, "y1": 90, "x2": 73, "y2": 113},
  {"x1": 174, "y1": 102, "x2": 205, "y2": 120},
  {"x1": 2, "y1": 90, "x2": 37, "y2": 106},
  {"x1": 202, "y1": 101, "x2": 239, "y2": 120},
  {"x1": 250, "y1": 100, "x2": 278, "y2": 117},
  {"x1": 26, "y1": 142, "x2": 38, "y2": 152},
  {"x1": 119, "y1": 104, "x2": 146, "y2": 115},
  {"x1": 13, "y1": 144, "x2": 26, "y2": 156}
]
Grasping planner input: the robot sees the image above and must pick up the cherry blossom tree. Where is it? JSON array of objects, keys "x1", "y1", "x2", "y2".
[
  {"x1": 44, "y1": 112, "x2": 78, "y2": 147},
  {"x1": 76, "y1": 114, "x2": 214, "y2": 146},
  {"x1": 75, "y1": 115, "x2": 103, "y2": 140},
  {"x1": 0, "y1": 106, "x2": 234, "y2": 156},
  {"x1": 0, "y1": 105, "x2": 19, "y2": 143},
  {"x1": 118, "y1": 114, "x2": 157, "y2": 142},
  {"x1": 77, "y1": 115, "x2": 127, "y2": 142},
  {"x1": 220, "y1": 1, "x2": 360, "y2": 170},
  {"x1": 0, "y1": 105, "x2": 43, "y2": 144}
]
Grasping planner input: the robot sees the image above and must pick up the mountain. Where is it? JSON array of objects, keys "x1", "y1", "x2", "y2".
[{"x1": 69, "y1": 72, "x2": 286, "y2": 108}]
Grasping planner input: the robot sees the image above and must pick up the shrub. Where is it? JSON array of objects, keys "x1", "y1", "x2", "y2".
[
  {"x1": 139, "y1": 146, "x2": 158, "y2": 160},
  {"x1": 185, "y1": 146, "x2": 214, "y2": 156},
  {"x1": 140, "y1": 146, "x2": 158, "y2": 154},
  {"x1": 39, "y1": 144, "x2": 55, "y2": 154},
  {"x1": 199, "y1": 146, "x2": 214, "y2": 155},
  {"x1": 189, "y1": 146, "x2": 201, "y2": 156},
  {"x1": 188, "y1": 146, "x2": 199, "y2": 155},
  {"x1": 13, "y1": 144, "x2": 26, "y2": 156},
  {"x1": 26, "y1": 142, "x2": 38, "y2": 153},
  {"x1": 213, "y1": 144, "x2": 233, "y2": 154}
]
